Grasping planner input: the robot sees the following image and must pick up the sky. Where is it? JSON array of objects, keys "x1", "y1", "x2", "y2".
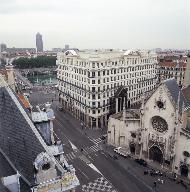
[{"x1": 0, "y1": 0, "x2": 190, "y2": 50}]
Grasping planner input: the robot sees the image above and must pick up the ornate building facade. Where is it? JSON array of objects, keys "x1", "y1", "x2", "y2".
[
  {"x1": 108, "y1": 76, "x2": 190, "y2": 178},
  {"x1": 57, "y1": 49, "x2": 158, "y2": 129}
]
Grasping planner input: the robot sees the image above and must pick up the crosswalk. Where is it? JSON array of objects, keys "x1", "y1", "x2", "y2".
[
  {"x1": 64, "y1": 151, "x2": 77, "y2": 162},
  {"x1": 82, "y1": 145, "x2": 103, "y2": 155},
  {"x1": 81, "y1": 176, "x2": 117, "y2": 192},
  {"x1": 91, "y1": 137, "x2": 103, "y2": 145},
  {"x1": 64, "y1": 144, "x2": 103, "y2": 162}
]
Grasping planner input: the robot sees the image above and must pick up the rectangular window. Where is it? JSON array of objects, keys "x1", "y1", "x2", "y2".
[
  {"x1": 92, "y1": 71, "x2": 95, "y2": 77},
  {"x1": 92, "y1": 80, "x2": 95, "y2": 84}
]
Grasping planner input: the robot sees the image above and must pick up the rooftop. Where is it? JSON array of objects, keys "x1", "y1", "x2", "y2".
[
  {"x1": 111, "y1": 108, "x2": 140, "y2": 121},
  {"x1": 58, "y1": 49, "x2": 157, "y2": 61}
]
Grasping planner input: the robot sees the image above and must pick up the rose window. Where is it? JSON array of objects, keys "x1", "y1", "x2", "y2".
[{"x1": 151, "y1": 116, "x2": 168, "y2": 133}]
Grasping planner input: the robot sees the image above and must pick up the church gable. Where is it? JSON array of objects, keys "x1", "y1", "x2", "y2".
[{"x1": 144, "y1": 83, "x2": 175, "y2": 115}]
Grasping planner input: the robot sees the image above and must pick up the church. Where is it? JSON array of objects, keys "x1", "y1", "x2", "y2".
[{"x1": 108, "y1": 57, "x2": 190, "y2": 178}]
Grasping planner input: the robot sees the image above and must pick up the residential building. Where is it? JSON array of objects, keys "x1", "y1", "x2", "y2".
[
  {"x1": 57, "y1": 49, "x2": 158, "y2": 129},
  {"x1": 158, "y1": 55, "x2": 187, "y2": 86},
  {"x1": 36, "y1": 32, "x2": 43, "y2": 52}
]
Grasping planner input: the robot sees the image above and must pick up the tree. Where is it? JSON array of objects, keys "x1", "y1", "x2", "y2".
[{"x1": 12, "y1": 56, "x2": 56, "y2": 69}]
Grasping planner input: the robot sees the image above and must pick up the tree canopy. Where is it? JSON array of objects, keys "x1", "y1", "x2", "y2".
[{"x1": 12, "y1": 56, "x2": 56, "y2": 69}]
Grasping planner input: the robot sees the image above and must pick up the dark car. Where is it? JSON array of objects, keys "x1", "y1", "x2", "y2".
[
  {"x1": 135, "y1": 158, "x2": 147, "y2": 167},
  {"x1": 113, "y1": 155, "x2": 118, "y2": 160}
]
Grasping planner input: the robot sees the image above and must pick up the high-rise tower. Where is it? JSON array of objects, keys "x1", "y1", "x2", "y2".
[{"x1": 36, "y1": 32, "x2": 43, "y2": 52}]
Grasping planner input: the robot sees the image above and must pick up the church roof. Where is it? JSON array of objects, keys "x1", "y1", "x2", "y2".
[
  {"x1": 164, "y1": 78, "x2": 189, "y2": 112},
  {"x1": 182, "y1": 85, "x2": 190, "y2": 105}
]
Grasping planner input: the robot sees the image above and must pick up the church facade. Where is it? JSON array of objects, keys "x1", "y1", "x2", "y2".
[{"x1": 108, "y1": 78, "x2": 190, "y2": 178}]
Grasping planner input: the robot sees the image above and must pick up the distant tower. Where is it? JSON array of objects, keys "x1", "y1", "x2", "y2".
[
  {"x1": 65, "y1": 44, "x2": 69, "y2": 51},
  {"x1": 5, "y1": 59, "x2": 15, "y2": 92},
  {"x1": 0, "y1": 43, "x2": 7, "y2": 52},
  {"x1": 36, "y1": 32, "x2": 43, "y2": 52}
]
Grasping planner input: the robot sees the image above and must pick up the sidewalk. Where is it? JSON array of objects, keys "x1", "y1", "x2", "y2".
[{"x1": 103, "y1": 145, "x2": 190, "y2": 192}]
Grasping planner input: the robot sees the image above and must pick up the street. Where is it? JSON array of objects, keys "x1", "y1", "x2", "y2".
[{"x1": 29, "y1": 90, "x2": 190, "y2": 192}]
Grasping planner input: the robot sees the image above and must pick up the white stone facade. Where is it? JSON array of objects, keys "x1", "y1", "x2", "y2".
[
  {"x1": 57, "y1": 50, "x2": 158, "y2": 129},
  {"x1": 108, "y1": 78, "x2": 190, "y2": 179}
]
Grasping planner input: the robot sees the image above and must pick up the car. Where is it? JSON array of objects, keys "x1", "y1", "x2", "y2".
[
  {"x1": 135, "y1": 158, "x2": 147, "y2": 167},
  {"x1": 114, "y1": 147, "x2": 131, "y2": 158},
  {"x1": 100, "y1": 135, "x2": 107, "y2": 140},
  {"x1": 114, "y1": 147, "x2": 122, "y2": 153},
  {"x1": 113, "y1": 155, "x2": 118, "y2": 160},
  {"x1": 58, "y1": 105, "x2": 63, "y2": 111}
]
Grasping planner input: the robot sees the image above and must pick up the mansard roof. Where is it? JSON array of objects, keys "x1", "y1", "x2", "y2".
[
  {"x1": 164, "y1": 78, "x2": 189, "y2": 112},
  {"x1": 0, "y1": 85, "x2": 46, "y2": 185}
]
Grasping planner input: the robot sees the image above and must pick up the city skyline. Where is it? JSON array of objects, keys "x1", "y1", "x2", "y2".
[{"x1": 0, "y1": 0, "x2": 190, "y2": 50}]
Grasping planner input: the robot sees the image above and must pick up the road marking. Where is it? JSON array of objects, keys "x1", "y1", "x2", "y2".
[
  {"x1": 88, "y1": 163, "x2": 103, "y2": 176},
  {"x1": 79, "y1": 155, "x2": 91, "y2": 164},
  {"x1": 87, "y1": 155, "x2": 94, "y2": 161},
  {"x1": 127, "y1": 169, "x2": 153, "y2": 192},
  {"x1": 69, "y1": 140, "x2": 78, "y2": 151},
  {"x1": 77, "y1": 168, "x2": 89, "y2": 180},
  {"x1": 101, "y1": 151, "x2": 108, "y2": 158}
]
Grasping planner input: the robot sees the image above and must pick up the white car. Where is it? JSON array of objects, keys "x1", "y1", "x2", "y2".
[
  {"x1": 114, "y1": 147, "x2": 122, "y2": 153},
  {"x1": 114, "y1": 147, "x2": 131, "y2": 158}
]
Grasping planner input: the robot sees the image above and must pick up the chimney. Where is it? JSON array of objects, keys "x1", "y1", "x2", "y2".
[
  {"x1": 5, "y1": 59, "x2": 15, "y2": 91},
  {"x1": 183, "y1": 56, "x2": 190, "y2": 88}
]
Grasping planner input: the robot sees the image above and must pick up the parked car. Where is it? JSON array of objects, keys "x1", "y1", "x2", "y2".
[
  {"x1": 100, "y1": 135, "x2": 107, "y2": 140},
  {"x1": 135, "y1": 158, "x2": 147, "y2": 167},
  {"x1": 113, "y1": 155, "x2": 118, "y2": 160},
  {"x1": 114, "y1": 147, "x2": 131, "y2": 158},
  {"x1": 58, "y1": 105, "x2": 63, "y2": 111}
]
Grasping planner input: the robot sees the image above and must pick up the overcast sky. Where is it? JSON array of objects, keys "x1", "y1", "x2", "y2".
[{"x1": 0, "y1": 0, "x2": 190, "y2": 50}]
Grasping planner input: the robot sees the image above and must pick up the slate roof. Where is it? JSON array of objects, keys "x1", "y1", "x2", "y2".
[
  {"x1": 0, "y1": 152, "x2": 15, "y2": 192},
  {"x1": 0, "y1": 85, "x2": 45, "y2": 186},
  {"x1": 164, "y1": 78, "x2": 189, "y2": 112}
]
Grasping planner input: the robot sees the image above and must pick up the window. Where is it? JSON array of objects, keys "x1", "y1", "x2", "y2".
[
  {"x1": 92, "y1": 110, "x2": 96, "y2": 114},
  {"x1": 92, "y1": 80, "x2": 95, "y2": 84},
  {"x1": 92, "y1": 94, "x2": 96, "y2": 99},
  {"x1": 92, "y1": 87, "x2": 95, "y2": 92},
  {"x1": 98, "y1": 71, "x2": 100, "y2": 76},
  {"x1": 92, "y1": 72, "x2": 95, "y2": 77}
]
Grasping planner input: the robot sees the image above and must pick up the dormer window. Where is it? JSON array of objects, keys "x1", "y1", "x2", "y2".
[{"x1": 42, "y1": 163, "x2": 50, "y2": 170}]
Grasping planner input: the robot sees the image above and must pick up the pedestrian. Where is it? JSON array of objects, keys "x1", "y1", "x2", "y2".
[{"x1": 154, "y1": 181, "x2": 157, "y2": 188}]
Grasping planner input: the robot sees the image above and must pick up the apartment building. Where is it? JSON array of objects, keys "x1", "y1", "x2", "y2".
[
  {"x1": 158, "y1": 55, "x2": 187, "y2": 86},
  {"x1": 57, "y1": 49, "x2": 158, "y2": 129}
]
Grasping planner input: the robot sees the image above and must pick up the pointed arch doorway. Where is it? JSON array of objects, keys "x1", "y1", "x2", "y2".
[
  {"x1": 180, "y1": 165, "x2": 188, "y2": 177},
  {"x1": 149, "y1": 146, "x2": 163, "y2": 163}
]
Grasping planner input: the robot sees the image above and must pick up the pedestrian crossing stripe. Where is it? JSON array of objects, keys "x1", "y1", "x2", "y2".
[
  {"x1": 64, "y1": 144, "x2": 103, "y2": 161},
  {"x1": 91, "y1": 137, "x2": 103, "y2": 145}
]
